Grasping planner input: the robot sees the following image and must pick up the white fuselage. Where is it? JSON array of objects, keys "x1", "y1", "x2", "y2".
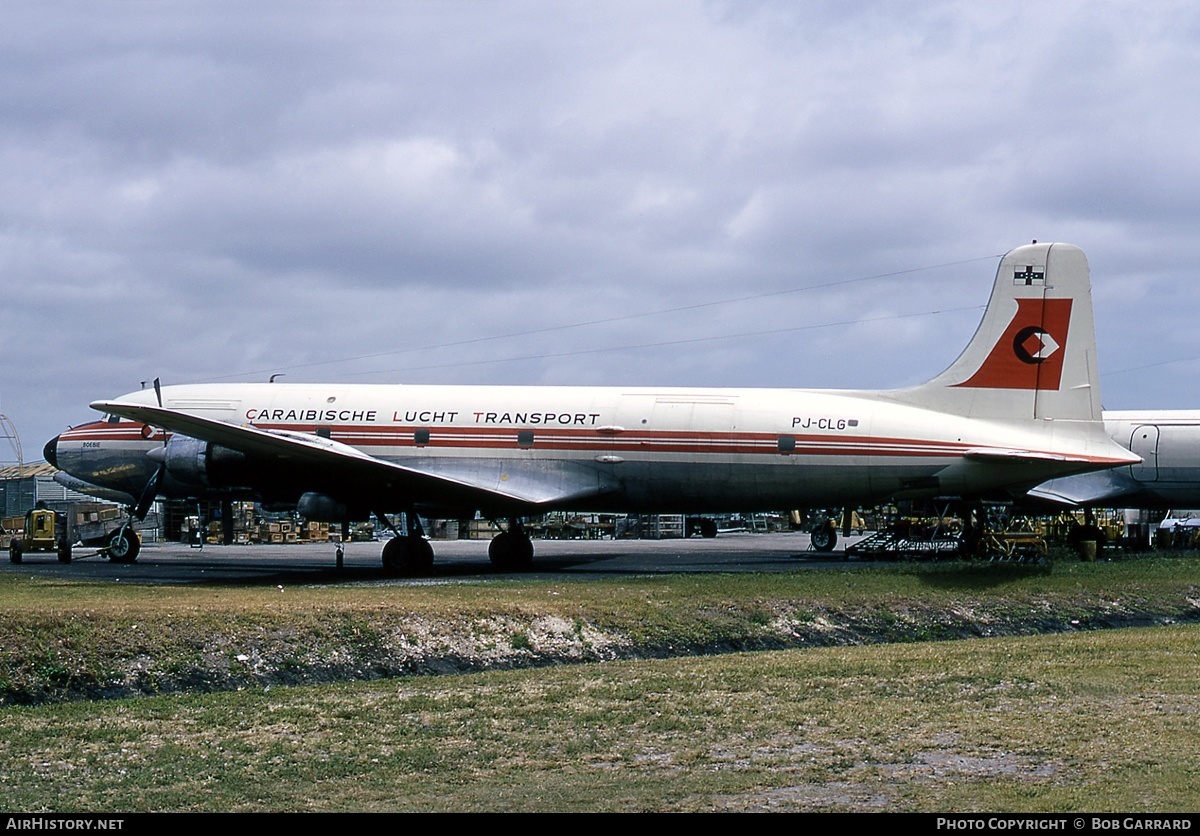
[{"x1": 56, "y1": 382, "x2": 1131, "y2": 514}]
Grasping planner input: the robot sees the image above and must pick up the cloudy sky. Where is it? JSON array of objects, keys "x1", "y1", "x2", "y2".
[{"x1": 3, "y1": 1, "x2": 1200, "y2": 460}]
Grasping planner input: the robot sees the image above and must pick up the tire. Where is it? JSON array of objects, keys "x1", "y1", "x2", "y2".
[
  {"x1": 57, "y1": 541, "x2": 72, "y2": 563},
  {"x1": 381, "y1": 536, "x2": 434, "y2": 576},
  {"x1": 488, "y1": 531, "x2": 534, "y2": 570},
  {"x1": 811, "y1": 524, "x2": 838, "y2": 552},
  {"x1": 9, "y1": 541, "x2": 22, "y2": 564},
  {"x1": 107, "y1": 529, "x2": 141, "y2": 563}
]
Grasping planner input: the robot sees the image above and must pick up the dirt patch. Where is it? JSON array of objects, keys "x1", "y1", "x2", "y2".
[{"x1": 3, "y1": 592, "x2": 1198, "y2": 706}]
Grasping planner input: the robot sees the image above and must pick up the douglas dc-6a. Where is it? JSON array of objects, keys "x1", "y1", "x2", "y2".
[{"x1": 44, "y1": 242, "x2": 1140, "y2": 574}]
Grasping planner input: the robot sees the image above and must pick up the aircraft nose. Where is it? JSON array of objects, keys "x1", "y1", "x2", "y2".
[{"x1": 43, "y1": 436, "x2": 59, "y2": 468}]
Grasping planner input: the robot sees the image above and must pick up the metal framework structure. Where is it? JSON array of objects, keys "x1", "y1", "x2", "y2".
[{"x1": 0, "y1": 414, "x2": 22, "y2": 472}]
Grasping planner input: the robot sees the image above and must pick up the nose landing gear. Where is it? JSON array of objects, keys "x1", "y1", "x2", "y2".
[{"x1": 106, "y1": 525, "x2": 141, "y2": 564}]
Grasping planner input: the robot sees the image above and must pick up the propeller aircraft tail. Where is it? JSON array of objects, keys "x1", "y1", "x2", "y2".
[{"x1": 890, "y1": 242, "x2": 1100, "y2": 423}]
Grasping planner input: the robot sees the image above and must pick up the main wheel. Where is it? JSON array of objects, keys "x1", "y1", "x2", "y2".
[
  {"x1": 9, "y1": 541, "x2": 22, "y2": 564},
  {"x1": 488, "y1": 531, "x2": 534, "y2": 570},
  {"x1": 811, "y1": 524, "x2": 838, "y2": 552},
  {"x1": 57, "y1": 541, "x2": 72, "y2": 563},
  {"x1": 107, "y1": 529, "x2": 141, "y2": 563},
  {"x1": 381, "y1": 536, "x2": 434, "y2": 576}
]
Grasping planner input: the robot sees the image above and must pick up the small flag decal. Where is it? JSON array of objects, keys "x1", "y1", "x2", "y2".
[{"x1": 1013, "y1": 265, "x2": 1045, "y2": 285}]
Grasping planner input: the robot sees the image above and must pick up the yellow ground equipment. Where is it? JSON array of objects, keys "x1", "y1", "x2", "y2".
[{"x1": 8, "y1": 507, "x2": 72, "y2": 564}]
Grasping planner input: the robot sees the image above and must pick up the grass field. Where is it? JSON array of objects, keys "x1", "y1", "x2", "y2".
[{"x1": 2, "y1": 554, "x2": 1199, "y2": 811}]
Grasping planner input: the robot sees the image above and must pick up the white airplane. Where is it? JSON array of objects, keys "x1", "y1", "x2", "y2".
[
  {"x1": 44, "y1": 242, "x2": 1138, "y2": 573},
  {"x1": 1029, "y1": 410, "x2": 1200, "y2": 509}
]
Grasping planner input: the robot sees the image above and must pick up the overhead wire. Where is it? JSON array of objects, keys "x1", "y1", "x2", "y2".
[
  {"x1": 197, "y1": 252, "x2": 1003, "y2": 382},
  {"x1": 345, "y1": 304, "x2": 988, "y2": 375}
]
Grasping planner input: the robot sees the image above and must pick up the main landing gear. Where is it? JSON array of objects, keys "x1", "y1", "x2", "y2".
[
  {"x1": 488, "y1": 517, "x2": 534, "y2": 571},
  {"x1": 374, "y1": 513, "x2": 537, "y2": 576},
  {"x1": 379, "y1": 511, "x2": 434, "y2": 577}
]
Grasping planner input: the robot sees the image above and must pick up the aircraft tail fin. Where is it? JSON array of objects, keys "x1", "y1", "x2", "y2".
[{"x1": 891, "y1": 242, "x2": 1101, "y2": 422}]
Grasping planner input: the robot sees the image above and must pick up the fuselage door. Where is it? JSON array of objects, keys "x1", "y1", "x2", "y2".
[
  {"x1": 1130, "y1": 425, "x2": 1159, "y2": 482},
  {"x1": 644, "y1": 397, "x2": 736, "y2": 503}
]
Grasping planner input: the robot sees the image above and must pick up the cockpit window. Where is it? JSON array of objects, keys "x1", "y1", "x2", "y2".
[{"x1": 107, "y1": 415, "x2": 120, "y2": 424}]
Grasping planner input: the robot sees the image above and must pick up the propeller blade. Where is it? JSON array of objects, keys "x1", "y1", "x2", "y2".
[{"x1": 133, "y1": 465, "x2": 164, "y2": 521}]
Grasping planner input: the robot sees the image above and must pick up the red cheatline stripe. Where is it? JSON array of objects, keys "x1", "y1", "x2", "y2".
[
  {"x1": 66, "y1": 420, "x2": 969, "y2": 454},
  {"x1": 59, "y1": 420, "x2": 1131, "y2": 464}
]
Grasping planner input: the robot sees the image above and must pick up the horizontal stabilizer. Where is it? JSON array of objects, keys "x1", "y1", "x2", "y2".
[
  {"x1": 1025, "y1": 470, "x2": 1142, "y2": 507},
  {"x1": 1024, "y1": 486, "x2": 1084, "y2": 506},
  {"x1": 964, "y1": 448, "x2": 1072, "y2": 464}
]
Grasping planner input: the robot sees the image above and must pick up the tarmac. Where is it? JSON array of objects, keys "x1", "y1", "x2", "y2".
[{"x1": 0, "y1": 530, "x2": 869, "y2": 585}]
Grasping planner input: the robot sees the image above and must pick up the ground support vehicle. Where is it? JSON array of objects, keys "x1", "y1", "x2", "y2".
[{"x1": 7, "y1": 507, "x2": 72, "y2": 564}]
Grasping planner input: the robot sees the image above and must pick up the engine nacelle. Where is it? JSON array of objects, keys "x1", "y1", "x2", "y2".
[
  {"x1": 297, "y1": 492, "x2": 369, "y2": 523},
  {"x1": 153, "y1": 436, "x2": 247, "y2": 489}
]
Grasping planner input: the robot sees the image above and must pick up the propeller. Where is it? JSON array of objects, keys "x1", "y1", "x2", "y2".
[{"x1": 132, "y1": 378, "x2": 166, "y2": 521}]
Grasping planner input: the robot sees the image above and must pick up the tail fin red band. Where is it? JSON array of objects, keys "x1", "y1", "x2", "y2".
[{"x1": 953, "y1": 298, "x2": 1073, "y2": 390}]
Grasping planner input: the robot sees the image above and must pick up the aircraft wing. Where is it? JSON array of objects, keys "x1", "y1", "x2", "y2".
[{"x1": 90, "y1": 400, "x2": 619, "y2": 510}]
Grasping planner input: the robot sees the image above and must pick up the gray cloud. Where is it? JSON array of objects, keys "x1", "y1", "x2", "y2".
[{"x1": 3, "y1": 1, "x2": 1200, "y2": 458}]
